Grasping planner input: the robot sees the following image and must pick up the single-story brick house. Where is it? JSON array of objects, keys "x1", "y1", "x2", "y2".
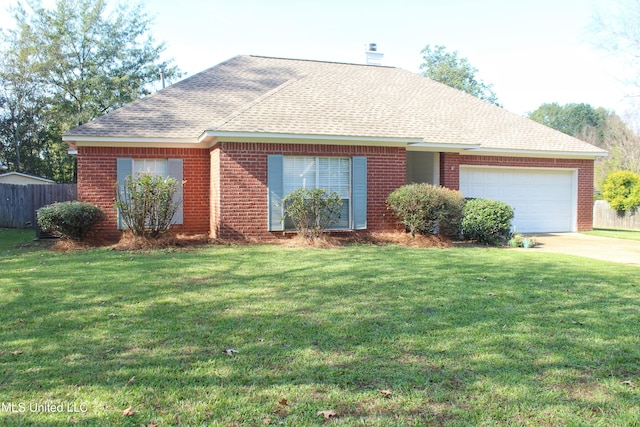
[{"x1": 63, "y1": 55, "x2": 606, "y2": 240}]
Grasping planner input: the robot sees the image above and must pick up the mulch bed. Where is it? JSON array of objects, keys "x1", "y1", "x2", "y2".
[{"x1": 48, "y1": 231, "x2": 454, "y2": 252}]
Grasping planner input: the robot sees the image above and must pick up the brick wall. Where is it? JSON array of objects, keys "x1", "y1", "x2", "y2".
[
  {"x1": 210, "y1": 142, "x2": 406, "y2": 239},
  {"x1": 77, "y1": 146, "x2": 210, "y2": 239},
  {"x1": 440, "y1": 153, "x2": 595, "y2": 231}
]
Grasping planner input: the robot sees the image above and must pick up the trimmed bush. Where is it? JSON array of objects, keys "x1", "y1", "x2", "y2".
[
  {"x1": 461, "y1": 198, "x2": 514, "y2": 245},
  {"x1": 602, "y1": 170, "x2": 640, "y2": 212},
  {"x1": 282, "y1": 188, "x2": 343, "y2": 240},
  {"x1": 37, "y1": 201, "x2": 105, "y2": 240},
  {"x1": 438, "y1": 186, "x2": 466, "y2": 238},
  {"x1": 386, "y1": 183, "x2": 465, "y2": 238},
  {"x1": 115, "y1": 173, "x2": 182, "y2": 238}
]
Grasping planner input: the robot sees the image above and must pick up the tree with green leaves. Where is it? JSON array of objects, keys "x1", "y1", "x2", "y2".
[
  {"x1": 528, "y1": 102, "x2": 640, "y2": 187},
  {"x1": 419, "y1": 45, "x2": 500, "y2": 106},
  {"x1": 528, "y1": 103, "x2": 608, "y2": 140},
  {"x1": 0, "y1": 0, "x2": 179, "y2": 182},
  {"x1": 0, "y1": 22, "x2": 51, "y2": 176}
]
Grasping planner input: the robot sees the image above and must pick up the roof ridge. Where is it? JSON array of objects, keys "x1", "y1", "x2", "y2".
[
  {"x1": 207, "y1": 71, "x2": 308, "y2": 131},
  {"x1": 247, "y1": 54, "x2": 397, "y2": 69}
]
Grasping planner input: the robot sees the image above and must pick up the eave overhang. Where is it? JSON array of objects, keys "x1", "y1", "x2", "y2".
[{"x1": 63, "y1": 131, "x2": 608, "y2": 160}]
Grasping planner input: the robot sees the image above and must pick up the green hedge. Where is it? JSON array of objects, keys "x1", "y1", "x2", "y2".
[
  {"x1": 461, "y1": 198, "x2": 514, "y2": 245},
  {"x1": 387, "y1": 183, "x2": 465, "y2": 238},
  {"x1": 37, "y1": 201, "x2": 105, "y2": 240}
]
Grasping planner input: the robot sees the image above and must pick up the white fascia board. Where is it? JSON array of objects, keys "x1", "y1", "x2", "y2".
[
  {"x1": 462, "y1": 147, "x2": 609, "y2": 159},
  {"x1": 201, "y1": 131, "x2": 423, "y2": 146},
  {"x1": 407, "y1": 141, "x2": 481, "y2": 151},
  {"x1": 63, "y1": 135, "x2": 204, "y2": 148}
]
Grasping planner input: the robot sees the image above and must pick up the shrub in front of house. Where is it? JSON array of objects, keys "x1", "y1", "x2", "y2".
[
  {"x1": 602, "y1": 170, "x2": 640, "y2": 212},
  {"x1": 386, "y1": 183, "x2": 465, "y2": 238},
  {"x1": 437, "y1": 186, "x2": 466, "y2": 238},
  {"x1": 115, "y1": 173, "x2": 182, "y2": 238},
  {"x1": 282, "y1": 188, "x2": 343, "y2": 240},
  {"x1": 37, "y1": 201, "x2": 105, "y2": 240},
  {"x1": 461, "y1": 198, "x2": 514, "y2": 245}
]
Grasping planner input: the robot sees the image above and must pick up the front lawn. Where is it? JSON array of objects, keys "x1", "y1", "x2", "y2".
[
  {"x1": 585, "y1": 228, "x2": 640, "y2": 241},
  {"x1": 1, "y1": 229, "x2": 639, "y2": 426}
]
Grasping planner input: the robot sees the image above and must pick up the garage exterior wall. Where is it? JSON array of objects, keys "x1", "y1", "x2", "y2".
[
  {"x1": 440, "y1": 153, "x2": 594, "y2": 232},
  {"x1": 210, "y1": 142, "x2": 406, "y2": 239}
]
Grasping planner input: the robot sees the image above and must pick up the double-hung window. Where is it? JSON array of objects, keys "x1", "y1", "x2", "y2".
[
  {"x1": 268, "y1": 154, "x2": 367, "y2": 232},
  {"x1": 116, "y1": 158, "x2": 184, "y2": 228},
  {"x1": 282, "y1": 156, "x2": 351, "y2": 230}
]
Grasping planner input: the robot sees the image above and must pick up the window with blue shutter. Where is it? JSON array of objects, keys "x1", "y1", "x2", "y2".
[{"x1": 269, "y1": 155, "x2": 367, "y2": 231}]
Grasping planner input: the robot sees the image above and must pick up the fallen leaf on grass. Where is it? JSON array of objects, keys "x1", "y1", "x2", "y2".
[
  {"x1": 126, "y1": 376, "x2": 136, "y2": 385},
  {"x1": 222, "y1": 348, "x2": 239, "y2": 356},
  {"x1": 487, "y1": 292, "x2": 496, "y2": 296},
  {"x1": 623, "y1": 380, "x2": 636, "y2": 388},
  {"x1": 317, "y1": 410, "x2": 336, "y2": 419},
  {"x1": 477, "y1": 277, "x2": 487, "y2": 281},
  {"x1": 108, "y1": 313, "x2": 118, "y2": 317},
  {"x1": 378, "y1": 389, "x2": 392, "y2": 398},
  {"x1": 122, "y1": 406, "x2": 135, "y2": 416},
  {"x1": 10, "y1": 350, "x2": 23, "y2": 355},
  {"x1": 278, "y1": 398, "x2": 289, "y2": 406},
  {"x1": 263, "y1": 418, "x2": 271, "y2": 425},
  {"x1": 572, "y1": 320, "x2": 584, "y2": 326}
]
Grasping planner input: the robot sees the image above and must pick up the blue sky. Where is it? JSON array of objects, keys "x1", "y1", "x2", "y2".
[{"x1": 0, "y1": 0, "x2": 628, "y2": 116}]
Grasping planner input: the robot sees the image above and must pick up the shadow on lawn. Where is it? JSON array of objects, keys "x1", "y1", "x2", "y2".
[{"x1": 1, "y1": 245, "x2": 639, "y2": 425}]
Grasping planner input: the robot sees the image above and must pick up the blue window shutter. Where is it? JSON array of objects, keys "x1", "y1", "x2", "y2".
[
  {"x1": 268, "y1": 154, "x2": 284, "y2": 231},
  {"x1": 167, "y1": 159, "x2": 184, "y2": 225},
  {"x1": 116, "y1": 158, "x2": 133, "y2": 230},
  {"x1": 352, "y1": 156, "x2": 367, "y2": 230}
]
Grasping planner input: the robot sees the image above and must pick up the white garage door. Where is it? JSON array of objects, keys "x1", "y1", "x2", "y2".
[{"x1": 459, "y1": 167, "x2": 576, "y2": 233}]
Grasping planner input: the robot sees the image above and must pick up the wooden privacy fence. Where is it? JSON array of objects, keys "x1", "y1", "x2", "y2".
[
  {"x1": 0, "y1": 183, "x2": 77, "y2": 229},
  {"x1": 593, "y1": 200, "x2": 640, "y2": 231}
]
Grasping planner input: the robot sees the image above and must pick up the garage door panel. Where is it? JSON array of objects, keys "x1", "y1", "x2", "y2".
[{"x1": 459, "y1": 167, "x2": 576, "y2": 233}]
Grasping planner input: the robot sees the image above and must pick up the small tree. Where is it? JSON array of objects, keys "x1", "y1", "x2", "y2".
[
  {"x1": 281, "y1": 188, "x2": 343, "y2": 240},
  {"x1": 602, "y1": 170, "x2": 640, "y2": 211},
  {"x1": 115, "y1": 173, "x2": 182, "y2": 238}
]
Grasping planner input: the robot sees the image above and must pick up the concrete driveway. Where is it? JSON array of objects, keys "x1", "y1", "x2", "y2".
[{"x1": 530, "y1": 233, "x2": 640, "y2": 266}]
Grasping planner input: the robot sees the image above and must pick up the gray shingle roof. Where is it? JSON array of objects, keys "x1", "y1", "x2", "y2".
[{"x1": 64, "y1": 55, "x2": 606, "y2": 155}]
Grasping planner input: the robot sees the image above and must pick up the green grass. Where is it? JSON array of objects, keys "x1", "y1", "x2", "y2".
[
  {"x1": 585, "y1": 228, "x2": 640, "y2": 241},
  {"x1": 0, "y1": 228, "x2": 36, "y2": 255},
  {"x1": 1, "y1": 228, "x2": 639, "y2": 426}
]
